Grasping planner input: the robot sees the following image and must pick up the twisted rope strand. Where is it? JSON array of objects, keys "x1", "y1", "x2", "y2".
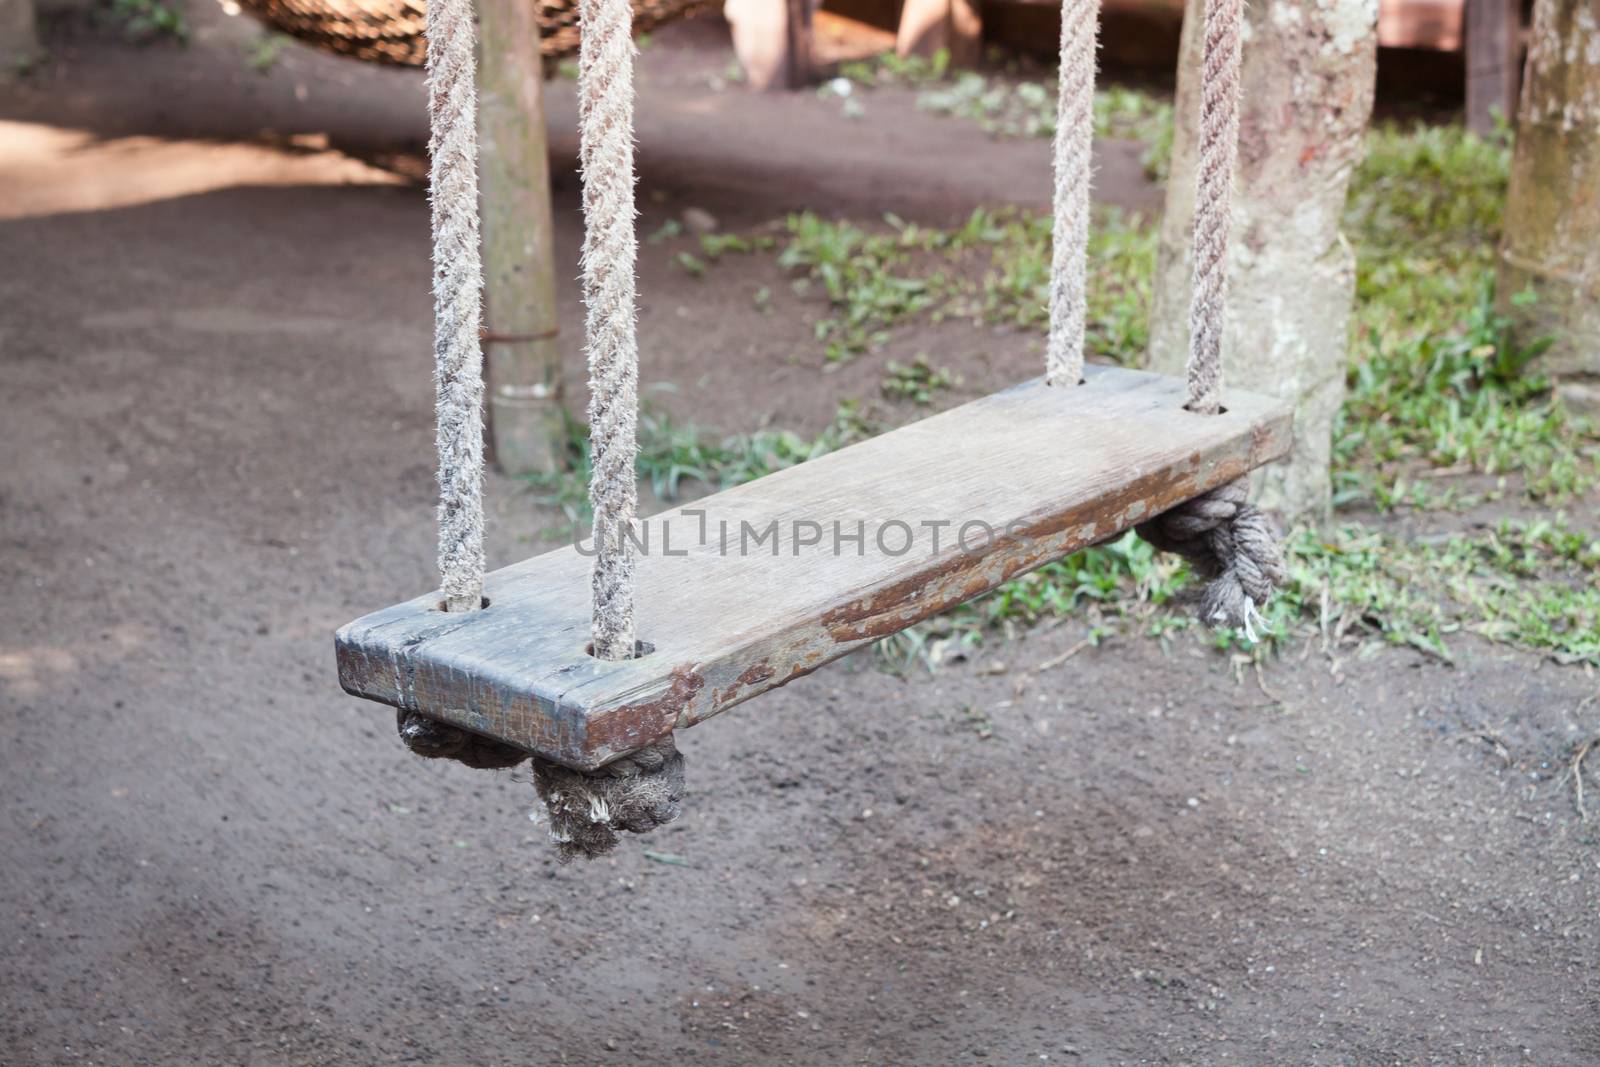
[
  {"x1": 578, "y1": 0, "x2": 640, "y2": 660},
  {"x1": 1046, "y1": 0, "x2": 1100, "y2": 386},
  {"x1": 1184, "y1": 0, "x2": 1243, "y2": 415},
  {"x1": 427, "y1": 0, "x2": 487, "y2": 613}
]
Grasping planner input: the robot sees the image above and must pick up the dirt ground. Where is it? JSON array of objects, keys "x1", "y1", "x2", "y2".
[{"x1": 3, "y1": 10, "x2": 1598, "y2": 1066}]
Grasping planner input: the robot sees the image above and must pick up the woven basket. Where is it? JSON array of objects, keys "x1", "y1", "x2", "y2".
[{"x1": 234, "y1": 0, "x2": 710, "y2": 66}]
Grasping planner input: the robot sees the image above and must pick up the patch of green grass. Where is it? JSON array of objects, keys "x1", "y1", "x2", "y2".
[
  {"x1": 773, "y1": 207, "x2": 1155, "y2": 364},
  {"x1": 1247, "y1": 521, "x2": 1600, "y2": 665},
  {"x1": 837, "y1": 49, "x2": 952, "y2": 88},
  {"x1": 673, "y1": 251, "x2": 708, "y2": 278},
  {"x1": 1347, "y1": 122, "x2": 1510, "y2": 261},
  {"x1": 1336, "y1": 122, "x2": 1599, "y2": 507},
  {"x1": 777, "y1": 213, "x2": 943, "y2": 363},
  {"x1": 945, "y1": 207, "x2": 1155, "y2": 357},
  {"x1": 910, "y1": 518, "x2": 1600, "y2": 669}
]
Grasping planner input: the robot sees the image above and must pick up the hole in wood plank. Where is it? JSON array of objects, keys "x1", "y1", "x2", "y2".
[
  {"x1": 584, "y1": 639, "x2": 656, "y2": 661},
  {"x1": 435, "y1": 596, "x2": 492, "y2": 612}
]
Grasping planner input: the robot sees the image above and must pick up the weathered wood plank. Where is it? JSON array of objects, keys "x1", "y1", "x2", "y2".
[{"x1": 337, "y1": 366, "x2": 1293, "y2": 769}]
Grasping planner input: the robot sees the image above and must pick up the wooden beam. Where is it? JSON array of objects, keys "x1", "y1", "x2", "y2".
[
  {"x1": 477, "y1": 0, "x2": 567, "y2": 475},
  {"x1": 1466, "y1": 0, "x2": 1519, "y2": 135},
  {"x1": 895, "y1": 0, "x2": 982, "y2": 68},
  {"x1": 336, "y1": 367, "x2": 1293, "y2": 770},
  {"x1": 727, "y1": 0, "x2": 813, "y2": 91}
]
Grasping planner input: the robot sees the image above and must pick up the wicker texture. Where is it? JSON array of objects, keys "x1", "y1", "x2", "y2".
[{"x1": 233, "y1": 0, "x2": 708, "y2": 66}]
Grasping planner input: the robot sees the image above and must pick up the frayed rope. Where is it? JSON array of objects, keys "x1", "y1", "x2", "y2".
[
  {"x1": 1135, "y1": 478, "x2": 1285, "y2": 642},
  {"x1": 396, "y1": 712, "x2": 684, "y2": 860},
  {"x1": 531, "y1": 736, "x2": 685, "y2": 862}
]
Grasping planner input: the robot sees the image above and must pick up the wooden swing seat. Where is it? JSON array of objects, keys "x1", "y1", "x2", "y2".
[{"x1": 336, "y1": 366, "x2": 1292, "y2": 770}]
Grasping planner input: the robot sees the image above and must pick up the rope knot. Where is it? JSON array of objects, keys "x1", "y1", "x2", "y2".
[
  {"x1": 396, "y1": 714, "x2": 685, "y2": 860},
  {"x1": 397, "y1": 709, "x2": 530, "y2": 770},
  {"x1": 1136, "y1": 478, "x2": 1285, "y2": 641},
  {"x1": 532, "y1": 736, "x2": 685, "y2": 862}
]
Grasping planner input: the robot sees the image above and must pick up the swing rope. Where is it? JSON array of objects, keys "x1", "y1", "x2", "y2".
[
  {"x1": 533, "y1": 0, "x2": 685, "y2": 860},
  {"x1": 1183, "y1": 0, "x2": 1242, "y2": 415},
  {"x1": 578, "y1": 0, "x2": 642, "y2": 664},
  {"x1": 428, "y1": 0, "x2": 487, "y2": 616},
  {"x1": 1049, "y1": 0, "x2": 1284, "y2": 636},
  {"x1": 1044, "y1": 0, "x2": 1099, "y2": 387}
]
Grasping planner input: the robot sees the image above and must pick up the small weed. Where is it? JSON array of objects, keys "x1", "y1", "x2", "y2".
[
  {"x1": 648, "y1": 219, "x2": 683, "y2": 244},
  {"x1": 674, "y1": 251, "x2": 707, "y2": 278},
  {"x1": 700, "y1": 233, "x2": 774, "y2": 259},
  {"x1": 246, "y1": 33, "x2": 289, "y2": 73},
  {"x1": 837, "y1": 49, "x2": 951, "y2": 87},
  {"x1": 959, "y1": 703, "x2": 995, "y2": 740},
  {"x1": 109, "y1": 0, "x2": 189, "y2": 43},
  {"x1": 882, "y1": 355, "x2": 958, "y2": 405}
]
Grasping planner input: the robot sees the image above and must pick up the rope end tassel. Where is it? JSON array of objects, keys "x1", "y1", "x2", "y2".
[
  {"x1": 1136, "y1": 479, "x2": 1286, "y2": 642},
  {"x1": 531, "y1": 736, "x2": 686, "y2": 862}
]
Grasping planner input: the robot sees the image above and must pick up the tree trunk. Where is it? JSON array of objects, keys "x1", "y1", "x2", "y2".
[
  {"x1": 1147, "y1": 0, "x2": 1378, "y2": 528},
  {"x1": 478, "y1": 0, "x2": 567, "y2": 475},
  {"x1": 1498, "y1": 0, "x2": 1600, "y2": 413}
]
